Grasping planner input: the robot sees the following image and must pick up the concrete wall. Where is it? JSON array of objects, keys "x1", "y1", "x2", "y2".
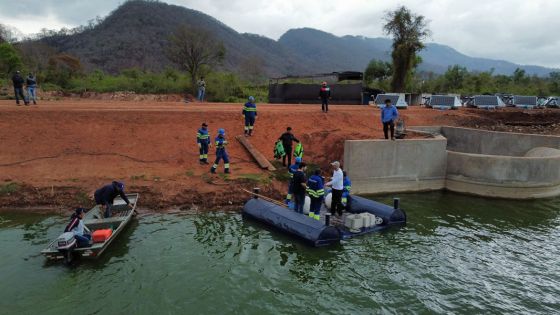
[
  {"x1": 446, "y1": 150, "x2": 560, "y2": 198},
  {"x1": 442, "y1": 126, "x2": 560, "y2": 156},
  {"x1": 343, "y1": 137, "x2": 447, "y2": 194},
  {"x1": 344, "y1": 126, "x2": 560, "y2": 198}
]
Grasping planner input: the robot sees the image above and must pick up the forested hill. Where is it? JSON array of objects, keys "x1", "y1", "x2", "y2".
[{"x1": 32, "y1": 0, "x2": 557, "y2": 77}]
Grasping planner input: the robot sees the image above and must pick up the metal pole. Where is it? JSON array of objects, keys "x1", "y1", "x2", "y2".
[
  {"x1": 253, "y1": 187, "x2": 260, "y2": 199},
  {"x1": 393, "y1": 198, "x2": 400, "y2": 210},
  {"x1": 325, "y1": 213, "x2": 331, "y2": 226}
]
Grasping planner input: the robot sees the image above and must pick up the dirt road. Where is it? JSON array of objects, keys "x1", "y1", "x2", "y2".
[{"x1": 1, "y1": 100, "x2": 558, "y2": 211}]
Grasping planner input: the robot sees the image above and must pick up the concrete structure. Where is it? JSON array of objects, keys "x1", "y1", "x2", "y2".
[{"x1": 344, "y1": 126, "x2": 560, "y2": 199}]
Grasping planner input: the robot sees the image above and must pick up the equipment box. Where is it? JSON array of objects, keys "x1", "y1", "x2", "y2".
[{"x1": 92, "y1": 229, "x2": 112, "y2": 243}]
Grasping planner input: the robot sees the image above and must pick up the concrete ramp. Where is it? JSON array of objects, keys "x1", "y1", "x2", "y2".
[{"x1": 235, "y1": 135, "x2": 276, "y2": 171}]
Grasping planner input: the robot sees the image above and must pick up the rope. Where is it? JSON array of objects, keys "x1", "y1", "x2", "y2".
[{"x1": 240, "y1": 188, "x2": 287, "y2": 208}]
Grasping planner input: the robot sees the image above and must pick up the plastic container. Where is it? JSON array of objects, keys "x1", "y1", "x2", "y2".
[{"x1": 92, "y1": 229, "x2": 113, "y2": 243}]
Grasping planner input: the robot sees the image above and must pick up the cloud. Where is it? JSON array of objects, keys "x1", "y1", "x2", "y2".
[{"x1": 1, "y1": 0, "x2": 558, "y2": 68}]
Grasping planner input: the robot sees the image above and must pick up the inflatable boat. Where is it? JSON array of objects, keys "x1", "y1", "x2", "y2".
[{"x1": 242, "y1": 192, "x2": 406, "y2": 247}]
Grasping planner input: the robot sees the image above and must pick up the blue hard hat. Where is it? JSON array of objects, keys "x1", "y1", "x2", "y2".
[
  {"x1": 295, "y1": 157, "x2": 302, "y2": 163},
  {"x1": 218, "y1": 128, "x2": 225, "y2": 135},
  {"x1": 248, "y1": 96, "x2": 255, "y2": 102}
]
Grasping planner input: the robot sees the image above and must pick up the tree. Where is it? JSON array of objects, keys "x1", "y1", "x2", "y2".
[
  {"x1": 364, "y1": 59, "x2": 392, "y2": 85},
  {"x1": 167, "y1": 26, "x2": 225, "y2": 94},
  {"x1": 0, "y1": 43, "x2": 23, "y2": 78},
  {"x1": 45, "y1": 53, "x2": 83, "y2": 88},
  {"x1": 443, "y1": 65, "x2": 468, "y2": 91},
  {"x1": 383, "y1": 6, "x2": 430, "y2": 92}
]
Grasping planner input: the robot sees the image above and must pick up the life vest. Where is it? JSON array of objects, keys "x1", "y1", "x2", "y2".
[
  {"x1": 293, "y1": 142, "x2": 304, "y2": 158},
  {"x1": 274, "y1": 140, "x2": 285, "y2": 159}
]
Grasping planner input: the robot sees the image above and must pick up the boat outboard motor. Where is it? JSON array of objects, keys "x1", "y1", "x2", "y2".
[{"x1": 57, "y1": 232, "x2": 77, "y2": 263}]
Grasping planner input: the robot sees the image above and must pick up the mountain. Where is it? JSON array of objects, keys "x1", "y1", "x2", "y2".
[
  {"x1": 32, "y1": 0, "x2": 558, "y2": 77},
  {"x1": 279, "y1": 28, "x2": 558, "y2": 76}
]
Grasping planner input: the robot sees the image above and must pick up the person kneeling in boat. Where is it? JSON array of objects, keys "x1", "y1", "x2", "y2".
[
  {"x1": 94, "y1": 181, "x2": 132, "y2": 218},
  {"x1": 64, "y1": 207, "x2": 92, "y2": 247},
  {"x1": 306, "y1": 169, "x2": 325, "y2": 220}
]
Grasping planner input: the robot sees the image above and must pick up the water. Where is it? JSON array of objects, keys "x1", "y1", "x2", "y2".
[{"x1": 1, "y1": 191, "x2": 559, "y2": 314}]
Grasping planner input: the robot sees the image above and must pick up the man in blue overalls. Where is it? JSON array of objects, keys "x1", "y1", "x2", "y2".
[
  {"x1": 242, "y1": 96, "x2": 257, "y2": 136},
  {"x1": 197, "y1": 122, "x2": 211, "y2": 164},
  {"x1": 307, "y1": 169, "x2": 325, "y2": 220},
  {"x1": 210, "y1": 128, "x2": 230, "y2": 174}
]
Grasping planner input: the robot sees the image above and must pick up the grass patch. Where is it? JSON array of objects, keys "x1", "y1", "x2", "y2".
[
  {"x1": 237, "y1": 173, "x2": 272, "y2": 185},
  {"x1": 219, "y1": 174, "x2": 231, "y2": 181},
  {"x1": 130, "y1": 174, "x2": 147, "y2": 180},
  {"x1": 185, "y1": 170, "x2": 195, "y2": 177},
  {"x1": 0, "y1": 182, "x2": 19, "y2": 195}
]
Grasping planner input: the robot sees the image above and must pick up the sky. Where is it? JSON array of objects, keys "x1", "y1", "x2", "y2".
[{"x1": 1, "y1": 0, "x2": 559, "y2": 69}]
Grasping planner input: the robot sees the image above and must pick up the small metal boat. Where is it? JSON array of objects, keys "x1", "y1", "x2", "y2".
[{"x1": 41, "y1": 193, "x2": 138, "y2": 263}]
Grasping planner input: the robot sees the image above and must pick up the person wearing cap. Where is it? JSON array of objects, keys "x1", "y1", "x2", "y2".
[
  {"x1": 381, "y1": 98, "x2": 399, "y2": 140},
  {"x1": 326, "y1": 161, "x2": 344, "y2": 216},
  {"x1": 26, "y1": 73, "x2": 38, "y2": 105},
  {"x1": 318, "y1": 81, "x2": 331, "y2": 113},
  {"x1": 211, "y1": 128, "x2": 230, "y2": 174},
  {"x1": 197, "y1": 122, "x2": 211, "y2": 164},
  {"x1": 278, "y1": 127, "x2": 300, "y2": 167},
  {"x1": 94, "y1": 181, "x2": 132, "y2": 218},
  {"x1": 285, "y1": 156, "x2": 302, "y2": 204},
  {"x1": 11, "y1": 71, "x2": 28, "y2": 106},
  {"x1": 64, "y1": 207, "x2": 92, "y2": 247},
  {"x1": 291, "y1": 162, "x2": 307, "y2": 214},
  {"x1": 197, "y1": 77, "x2": 206, "y2": 102},
  {"x1": 242, "y1": 96, "x2": 257, "y2": 136},
  {"x1": 307, "y1": 169, "x2": 325, "y2": 220}
]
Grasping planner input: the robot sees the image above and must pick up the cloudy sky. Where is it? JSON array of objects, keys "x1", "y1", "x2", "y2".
[{"x1": 1, "y1": 0, "x2": 559, "y2": 68}]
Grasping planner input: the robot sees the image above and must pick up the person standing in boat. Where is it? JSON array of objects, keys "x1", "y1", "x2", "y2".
[
  {"x1": 94, "y1": 181, "x2": 132, "y2": 218},
  {"x1": 326, "y1": 161, "x2": 344, "y2": 217},
  {"x1": 291, "y1": 162, "x2": 307, "y2": 214},
  {"x1": 306, "y1": 169, "x2": 325, "y2": 220},
  {"x1": 64, "y1": 207, "x2": 92, "y2": 247}
]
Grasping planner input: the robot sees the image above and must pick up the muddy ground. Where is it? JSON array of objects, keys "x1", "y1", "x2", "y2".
[{"x1": 1, "y1": 99, "x2": 559, "y2": 214}]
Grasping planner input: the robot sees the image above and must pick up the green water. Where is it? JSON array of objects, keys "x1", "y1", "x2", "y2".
[{"x1": 1, "y1": 191, "x2": 559, "y2": 314}]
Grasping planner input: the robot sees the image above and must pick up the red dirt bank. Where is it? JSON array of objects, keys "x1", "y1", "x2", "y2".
[{"x1": 1, "y1": 100, "x2": 558, "y2": 213}]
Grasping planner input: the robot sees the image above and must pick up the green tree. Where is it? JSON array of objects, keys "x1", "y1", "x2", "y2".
[
  {"x1": 45, "y1": 53, "x2": 83, "y2": 88},
  {"x1": 443, "y1": 65, "x2": 468, "y2": 91},
  {"x1": 0, "y1": 42, "x2": 22, "y2": 78},
  {"x1": 167, "y1": 26, "x2": 225, "y2": 94},
  {"x1": 383, "y1": 6, "x2": 430, "y2": 92},
  {"x1": 364, "y1": 59, "x2": 392, "y2": 85}
]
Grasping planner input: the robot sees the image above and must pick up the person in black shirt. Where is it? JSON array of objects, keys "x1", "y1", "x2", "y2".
[
  {"x1": 291, "y1": 162, "x2": 307, "y2": 213},
  {"x1": 278, "y1": 127, "x2": 300, "y2": 167},
  {"x1": 11, "y1": 71, "x2": 28, "y2": 106}
]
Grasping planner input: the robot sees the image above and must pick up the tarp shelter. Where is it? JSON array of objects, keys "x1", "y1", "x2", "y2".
[
  {"x1": 374, "y1": 93, "x2": 408, "y2": 109},
  {"x1": 512, "y1": 95, "x2": 538, "y2": 109},
  {"x1": 268, "y1": 72, "x2": 365, "y2": 105},
  {"x1": 427, "y1": 95, "x2": 462, "y2": 110},
  {"x1": 471, "y1": 95, "x2": 506, "y2": 109}
]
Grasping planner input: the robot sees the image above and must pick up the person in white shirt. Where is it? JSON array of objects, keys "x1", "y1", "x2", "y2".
[
  {"x1": 64, "y1": 208, "x2": 92, "y2": 247},
  {"x1": 326, "y1": 161, "x2": 344, "y2": 216}
]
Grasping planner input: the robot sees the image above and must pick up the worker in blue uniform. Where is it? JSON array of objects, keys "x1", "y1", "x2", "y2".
[
  {"x1": 242, "y1": 96, "x2": 257, "y2": 136},
  {"x1": 211, "y1": 128, "x2": 230, "y2": 174},
  {"x1": 197, "y1": 122, "x2": 211, "y2": 164},
  {"x1": 307, "y1": 169, "x2": 325, "y2": 220},
  {"x1": 342, "y1": 171, "x2": 352, "y2": 208},
  {"x1": 285, "y1": 156, "x2": 302, "y2": 205}
]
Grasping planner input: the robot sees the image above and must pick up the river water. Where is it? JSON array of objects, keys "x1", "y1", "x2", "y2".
[{"x1": 1, "y1": 191, "x2": 559, "y2": 314}]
